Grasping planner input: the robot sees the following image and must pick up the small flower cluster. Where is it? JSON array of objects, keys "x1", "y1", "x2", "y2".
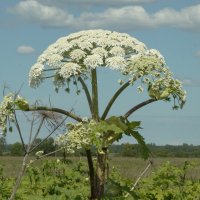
[
  {"x1": 54, "y1": 120, "x2": 101, "y2": 154},
  {"x1": 35, "y1": 150, "x2": 44, "y2": 158},
  {"x1": 29, "y1": 63, "x2": 44, "y2": 88},
  {"x1": 0, "y1": 94, "x2": 15, "y2": 135},
  {"x1": 0, "y1": 94, "x2": 29, "y2": 135},
  {"x1": 148, "y1": 77, "x2": 186, "y2": 107},
  {"x1": 126, "y1": 54, "x2": 186, "y2": 104}
]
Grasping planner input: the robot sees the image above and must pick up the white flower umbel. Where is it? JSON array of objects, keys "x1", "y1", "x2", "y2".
[
  {"x1": 59, "y1": 63, "x2": 82, "y2": 79},
  {"x1": 146, "y1": 49, "x2": 166, "y2": 65},
  {"x1": 54, "y1": 120, "x2": 104, "y2": 154},
  {"x1": 109, "y1": 46, "x2": 125, "y2": 57},
  {"x1": 106, "y1": 56, "x2": 127, "y2": 70},
  {"x1": 0, "y1": 94, "x2": 15, "y2": 135},
  {"x1": 78, "y1": 41, "x2": 93, "y2": 51},
  {"x1": 29, "y1": 63, "x2": 44, "y2": 88},
  {"x1": 91, "y1": 47, "x2": 108, "y2": 58},
  {"x1": 70, "y1": 49, "x2": 86, "y2": 62},
  {"x1": 84, "y1": 54, "x2": 103, "y2": 69},
  {"x1": 0, "y1": 94, "x2": 28, "y2": 135},
  {"x1": 46, "y1": 54, "x2": 64, "y2": 68},
  {"x1": 29, "y1": 29, "x2": 186, "y2": 106},
  {"x1": 29, "y1": 29, "x2": 158, "y2": 88}
]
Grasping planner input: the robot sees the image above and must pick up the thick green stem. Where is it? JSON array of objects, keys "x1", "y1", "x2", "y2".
[
  {"x1": 101, "y1": 81, "x2": 130, "y2": 120},
  {"x1": 95, "y1": 148, "x2": 108, "y2": 199},
  {"x1": 86, "y1": 150, "x2": 96, "y2": 199},
  {"x1": 78, "y1": 77, "x2": 93, "y2": 114},
  {"x1": 91, "y1": 69, "x2": 99, "y2": 121},
  {"x1": 124, "y1": 99, "x2": 157, "y2": 119}
]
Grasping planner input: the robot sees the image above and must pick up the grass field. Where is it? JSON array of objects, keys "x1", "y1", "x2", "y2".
[{"x1": 1, "y1": 156, "x2": 200, "y2": 180}]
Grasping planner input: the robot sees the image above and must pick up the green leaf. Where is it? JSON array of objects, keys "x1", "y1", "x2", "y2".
[
  {"x1": 126, "y1": 129, "x2": 150, "y2": 159},
  {"x1": 14, "y1": 98, "x2": 29, "y2": 111},
  {"x1": 125, "y1": 120, "x2": 141, "y2": 130},
  {"x1": 159, "y1": 88, "x2": 171, "y2": 99},
  {"x1": 106, "y1": 116, "x2": 128, "y2": 131}
]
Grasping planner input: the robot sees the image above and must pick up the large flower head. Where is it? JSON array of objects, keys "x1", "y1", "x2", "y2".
[
  {"x1": 29, "y1": 29, "x2": 151, "y2": 87},
  {"x1": 29, "y1": 29, "x2": 186, "y2": 106}
]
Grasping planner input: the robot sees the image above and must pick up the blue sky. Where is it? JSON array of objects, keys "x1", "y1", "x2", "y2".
[{"x1": 0, "y1": 0, "x2": 200, "y2": 145}]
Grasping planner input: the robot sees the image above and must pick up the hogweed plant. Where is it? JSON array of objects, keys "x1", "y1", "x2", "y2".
[{"x1": 0, "y1": 30, "x2": 186, "y2": 199}]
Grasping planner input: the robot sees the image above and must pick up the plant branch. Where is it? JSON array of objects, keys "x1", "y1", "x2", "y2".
[
  {"x1": 28, "y1": 115, "x2": 35, "y2": 148},
  {"x1": 86, "y1": 149, "x2": 96, "y2": 198},
  {"x1": 29, "y1": 116, "x2": 67, "y2": 154},
  {"x1": 27, "y1": 106, "x2": 82, "y2": 122},
  {"x1": 43, "y1": 75, "x2": 56, "y2": 79},
  {"x1": 30, "y1": 147, "x2": 65, "y2": 163},
  {"x1": 101, "y1": 81, "x2": 130, "y2": 120},
  {"x1": 9, "y1": 153, "x2": 29, "y2": 200},
  {"x1": 78, "y1": 76, "x2": 93, "y2": 114},
  {"x1": 124, "y1": 99, "x2": 157, "y2": 119},
  {"x1": 125, "y1": 161, "x2": 152, "y2": 198},
  {"x1": 43, "y1": 68, "x2": 60, "y2": 71},
  {"x1": 91, "y1": 69, "x2": 99, "y2": 121},
  {"x1": 30, "y1": 117, "x2": 45, "y2": 147},
  {"x1": 13, "y1": 111, "x2": 26, "y2": 153}
]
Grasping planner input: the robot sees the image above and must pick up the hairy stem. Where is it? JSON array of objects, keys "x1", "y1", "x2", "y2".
[
  {"x1": 91, "y1": 69, "x2": 99, "y2": 121},
  {"x1": 86, "y1": 150, "x2": 96, "y2": 199},
  {"x1": 78, "y1": 76, "x2": 93, "y2": 114},
  {"x1": 124, "y1": 99, "x2": 157, "y2": 119},
  {"x1": 95, "y1": 148, "x2": 108, "y2": 199},
  {"x1": 101, "y1": 81, "x2": 130, "y2": 120}
]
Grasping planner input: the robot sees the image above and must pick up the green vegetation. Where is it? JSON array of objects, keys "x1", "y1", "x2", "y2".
[{"x1": 1, "y1": 157, "x2": 200, "y2": 199}]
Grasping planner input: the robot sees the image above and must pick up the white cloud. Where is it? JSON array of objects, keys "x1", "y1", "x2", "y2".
[
  {"x1": 180, "y1": 77, "x2": 200, "y2": 87},
  {"x1": 154, "y1": 5, "x2": 200, "y2": 30},
  {"x1": 8, "y1": 1, "x2": 200, "y2": 32},
  {"x1": 17, "y1": 46, "x2": 35, "y2": 54},
  {"x1": 9, "y1": 0, "x2": 74, "y2": 27},
  {"x1": 34, "y1": 0, "x2": 157, "y2": 7},
  {"x1": 76, "y1": 6, "x2": 154, "y2": 30}
]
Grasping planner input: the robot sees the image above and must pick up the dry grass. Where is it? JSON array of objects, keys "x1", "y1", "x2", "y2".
[
  {"x1": 110, "y1": 157, "x2": 200, "y2": 180},
  {"x1": 1, "y1": 156, "x2": 200, "y2": 180}
]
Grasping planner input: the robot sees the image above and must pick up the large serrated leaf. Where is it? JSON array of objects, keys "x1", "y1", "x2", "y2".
[
  {"x1": 106, "y1": 116, "x2": 128, "y2": 131},
  {"x1": 126, "y1": 120, "x2": 141, "y2": 129},
  {"x1": 126, "y1": 129, "x2": 150, "y2": 159},
  {"x1": 94, "y1": 120, "x2": 123, "y2": 134}
]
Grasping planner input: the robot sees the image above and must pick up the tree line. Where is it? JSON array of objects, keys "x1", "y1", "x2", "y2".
[
  {"x1": 109, "y1": 143, "x2": 200, "y2": 158},
  {"x1": 1, "y1": 136, "x2": 200, "y2": 158}
]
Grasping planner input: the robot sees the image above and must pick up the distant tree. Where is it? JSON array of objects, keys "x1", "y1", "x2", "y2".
[
  {"x1": 121, "y1": 143, "x2": 141, "y2": 157},
  {"x1": 33, "y1": 137, "x2": 55, "y2": 154},
  {"x1": 10, "y1": 142, "x2": 24, "y2": 156}
]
